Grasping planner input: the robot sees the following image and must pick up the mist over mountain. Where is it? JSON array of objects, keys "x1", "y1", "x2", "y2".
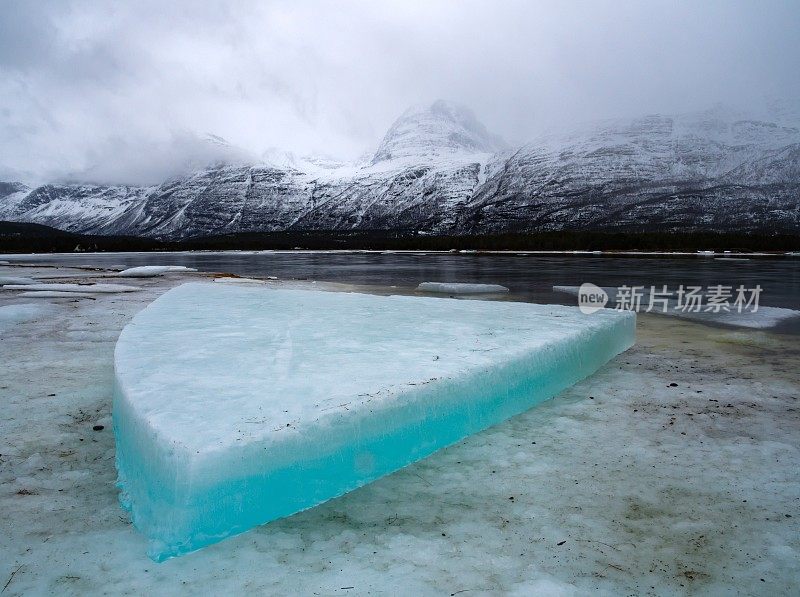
[{"x1": 372, "y1": 101, "x2": 507, "y2": 163}]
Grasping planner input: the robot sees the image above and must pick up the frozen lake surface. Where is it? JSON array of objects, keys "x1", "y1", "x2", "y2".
[
  {"x1": 1, "y1": 254, "x2": 798, "y2": 594},
  {"x1": 3, "y1": 250, "x2": 799, "y2": 309}
]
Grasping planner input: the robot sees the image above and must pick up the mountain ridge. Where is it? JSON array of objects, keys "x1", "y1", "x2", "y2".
[{"x1": 1, "y1": 100, "x2": 799, "y2": 239}]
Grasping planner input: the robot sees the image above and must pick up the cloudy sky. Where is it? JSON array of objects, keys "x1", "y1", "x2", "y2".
[{"x1": 2, "y1": 0, "x2": 799, "y2": 185}]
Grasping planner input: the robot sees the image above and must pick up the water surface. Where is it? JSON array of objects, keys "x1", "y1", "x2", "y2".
[{"x1": 5, "y1": 251, "x2": 799, "y2": 310}]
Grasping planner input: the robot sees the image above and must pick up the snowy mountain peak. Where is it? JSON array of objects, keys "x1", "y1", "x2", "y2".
[{"x1": 372, "y1": 100, "x2": 507, "y2": 163}]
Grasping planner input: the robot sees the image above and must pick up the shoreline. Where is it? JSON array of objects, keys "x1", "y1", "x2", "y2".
[{"x1": 3, "y1": 248, "x2": 800, "y2": 261}]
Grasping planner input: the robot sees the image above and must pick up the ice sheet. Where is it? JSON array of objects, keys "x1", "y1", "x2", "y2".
[
  {"x1": 17, "y1": 291, "x2": 98, "y2": 299},
  {"x1": 212, "y1": 276, "x2": 269, "y2": 284},
  {"x1": 114, "y1": 282, "x2": 635, "y2": 561},
  {"x1": 0, "y1": 303, "x2": 56, "y2": 329},
  {"x1": 417, "y1": 282, "x2": 509, "y2": 294},
  {"x1": 0, "y1": 276, "x2": 37, "y2": 285},
  {"x1": 2, "y1": 283, "x2": 140, "y2": 293}
]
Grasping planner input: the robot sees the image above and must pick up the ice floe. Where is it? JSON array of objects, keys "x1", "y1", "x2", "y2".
[
  {"x1": 416, "y1": 282, "x2": 509, "y2": 294},
  {"x1": 212, "y1": 276, "x2": 269, "y2": 284},
  {"x1": 0, "y1": 276, "x2": 37, "y2": 285},
  {"x1": 114, "y1": 282, "x2": 634, "y2": 560},
  {"x1": 2, "y1": 283, "x2": 140, "y2": 293},
  {"x1": 115, "y1": 266, "x2": 198, "y2": 278}
]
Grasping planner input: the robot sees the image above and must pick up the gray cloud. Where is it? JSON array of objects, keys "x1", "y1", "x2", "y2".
[{"x1": 1, "y1": 0, "x2": 799, "y2": 185}]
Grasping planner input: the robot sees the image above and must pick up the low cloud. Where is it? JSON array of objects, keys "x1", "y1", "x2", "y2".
[{"x1": 1, "y1": 0, "x2": 799, "y2": 185}]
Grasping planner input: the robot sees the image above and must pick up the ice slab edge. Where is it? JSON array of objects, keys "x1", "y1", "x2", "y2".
[{"x1": 113, "y1": 283, "x2": 635, "y2": 561}]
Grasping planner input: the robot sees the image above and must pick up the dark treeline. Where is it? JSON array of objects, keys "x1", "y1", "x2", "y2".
[
  {"x1": 0, "y1": 221, "x2": 168, "y2": 253},
  {"x1": 2, "y1": 221, "x2": 799, "y2": 254},
  {"x1": 181, "y1": 229, "x2": 800, "y2": 252}
]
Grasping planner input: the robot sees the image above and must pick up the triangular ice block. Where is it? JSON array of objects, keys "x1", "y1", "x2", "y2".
[{"x1": 113, "y1": 283, "x2": 635, "y2": 560}]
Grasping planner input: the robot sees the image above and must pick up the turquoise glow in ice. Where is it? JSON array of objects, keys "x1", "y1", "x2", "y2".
[{"x1": 113, "y1": 283, "x2": 635, "y2": 561}]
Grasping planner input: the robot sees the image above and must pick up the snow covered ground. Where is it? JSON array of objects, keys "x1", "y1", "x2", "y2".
[{"x1": 0, "y1": 264, "x2": 798, "y2": 595}]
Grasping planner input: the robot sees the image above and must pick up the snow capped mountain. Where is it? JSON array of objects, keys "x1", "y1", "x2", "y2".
[
  {"x1": 1, "y1": 100, "x2": 799, "y2": 239},
  {"x1": 372, "y1": 100, "x2": 507, "y2": 163},
  {"x1": 456, "y1": 109, "x2": 800, "y2": 234},
  {"x1": 0, "y1": 182, "x2": 31, "y2": 224},
  {"x1": 0, "y1": 183, "x2": 153, "y2": 236}
]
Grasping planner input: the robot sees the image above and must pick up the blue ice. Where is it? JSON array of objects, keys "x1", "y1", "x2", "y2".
[{"x1": 113, "y1": 283, "x2": 635, "y2": 560}]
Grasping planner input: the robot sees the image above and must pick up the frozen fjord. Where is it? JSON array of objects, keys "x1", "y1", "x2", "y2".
[{"x1": 113, "y1": 282, "x2": 635, "y2": 560}]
